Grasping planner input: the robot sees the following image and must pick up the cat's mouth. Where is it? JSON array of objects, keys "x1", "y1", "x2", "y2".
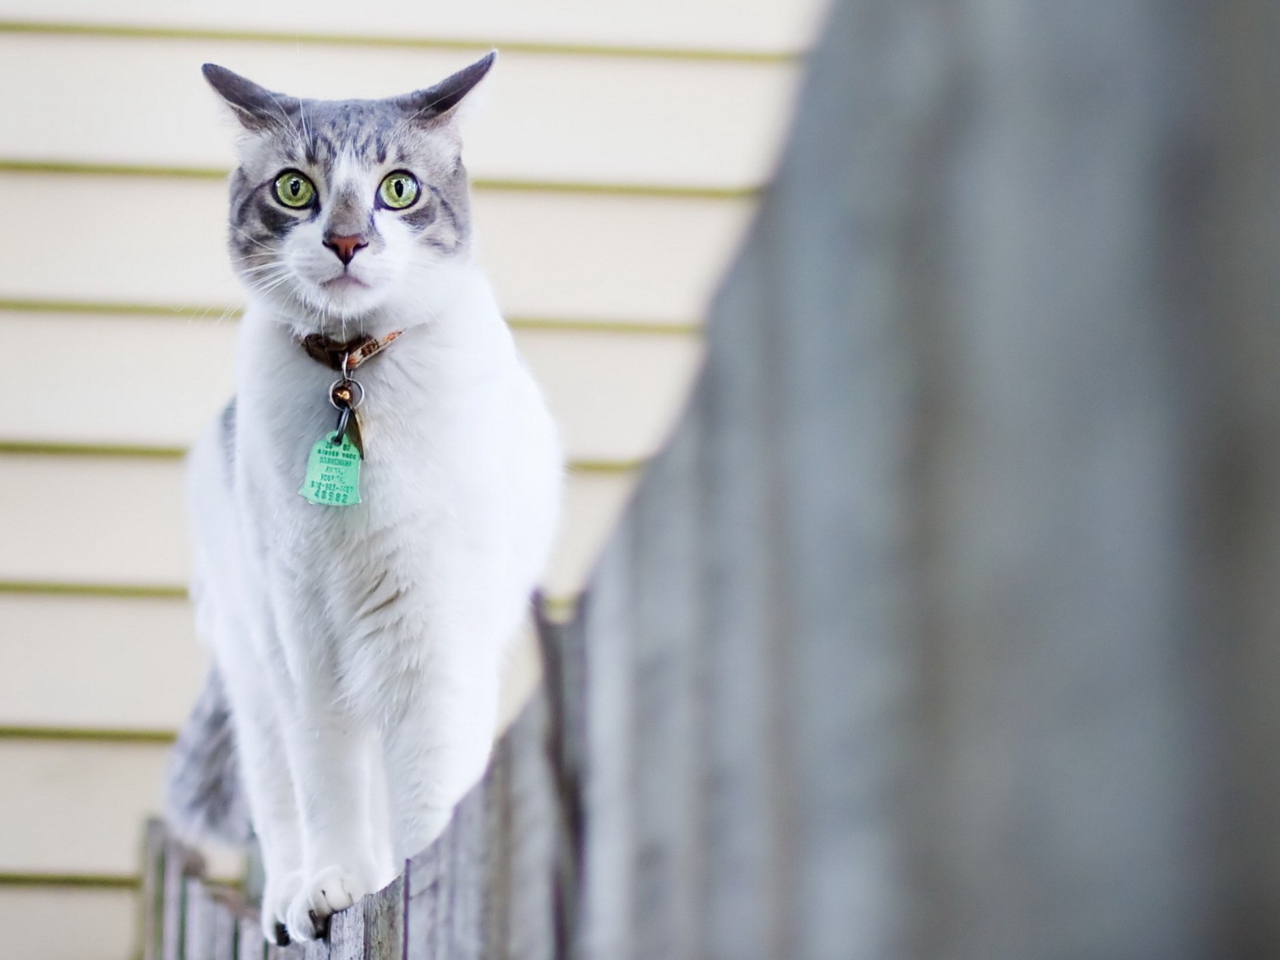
[{"x1": 322, "y1": 273, "x2": 370, "y2": 290}]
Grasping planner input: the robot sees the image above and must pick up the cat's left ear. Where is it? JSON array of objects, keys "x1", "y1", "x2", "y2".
[
  {"x1": 393, "y1": 52, "x2": 496, "y2": 125},
  {"x1": 202, "y1": 63, "x2": 300, "y2": 132}
]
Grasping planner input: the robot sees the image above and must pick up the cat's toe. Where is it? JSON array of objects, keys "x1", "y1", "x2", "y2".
[{"x1": 285, "y1": 866, "x2": 368, "y2": 942}]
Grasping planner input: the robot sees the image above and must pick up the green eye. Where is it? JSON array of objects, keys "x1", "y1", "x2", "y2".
[
  {"x1": 273, "y1": 171, "x2": 316, "y2": 209},
  {"x1": 378, "y1": 172, "x2": 420, "y2": 209}
]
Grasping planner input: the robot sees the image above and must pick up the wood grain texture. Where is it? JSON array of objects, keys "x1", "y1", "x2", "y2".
[
  {"x1": 328, "y1": 897, "x2": 366, "y2": 960},
  {"x1": 367, "y1": 875, "x2": 405, "y2": 960}
]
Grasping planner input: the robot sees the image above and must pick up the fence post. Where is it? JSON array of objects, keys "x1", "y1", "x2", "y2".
[{"x1": 141, "y1": 819, "x2": 168, "y2": 960}]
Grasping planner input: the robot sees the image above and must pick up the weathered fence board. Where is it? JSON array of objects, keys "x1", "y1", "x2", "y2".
[
  {"x1": 141, "y1": 0, "x2": 1280, "y2": 956},
  {"x1": 141, "y1": 819, "x2": 168, "y2": 960},
  {"x1": 368, "y1": 875, "x2": 405, "y2": 960},
  {"x1": 181, "y1": 877, "x2": 214, "y2": 960}
]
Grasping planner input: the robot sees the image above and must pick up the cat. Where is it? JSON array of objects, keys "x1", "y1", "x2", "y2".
[{"x1": 166, "y1": 53, "x2": 563, "y2": 945}]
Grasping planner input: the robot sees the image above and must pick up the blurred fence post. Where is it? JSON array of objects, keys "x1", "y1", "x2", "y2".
[{"x1": 569, "y1": 0, "x2": 1280, "y2": 956}]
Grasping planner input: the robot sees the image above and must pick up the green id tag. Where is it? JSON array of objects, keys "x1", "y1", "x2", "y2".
[{"x1": 299, "y1": 431, "x2": 362, "y2": 506}]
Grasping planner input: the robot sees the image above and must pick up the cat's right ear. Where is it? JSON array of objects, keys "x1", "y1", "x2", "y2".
[{"x1": 202, "y1": 64, "x2": 298, "y2": 132}]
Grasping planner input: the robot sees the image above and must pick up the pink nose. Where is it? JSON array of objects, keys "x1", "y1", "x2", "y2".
[{"x1": 324, "y1": 234, "x2": 367, "y2": 265}]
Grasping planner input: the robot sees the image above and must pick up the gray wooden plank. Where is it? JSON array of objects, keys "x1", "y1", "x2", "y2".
[
  {"x1": 141, "y1": 819, "x2": 168, "y2": 960},
  {"x1": 695, "y1": 259, "x2": 781, "y2": 960},
  {"x1": 1207, "y1": 3, "x2": 1280, "y2": 946},
  {"x1": 405, "y1": 841, "x2": 442, "y2": 960},
  {"x1": 747, "y1": 4, "x2": 924, "y2": 957},
  {"x1": 236, "y1": 915, "x2": 268, "y2": 960},
  {"x1": 368, "y1": 875, "x2": 405, "y2": 960},
  {"x1": 183, "y1": 877, "x2": 217, "y2": 960},
  {"x1": 301, "y1": 938, "x2": 330, "y2": 959},
  {"x1": 626, "y1": 410, "x2": 703, "y2": 960},
  {"x1": 440, "y1": 778, "x2": 488, "y2": 959},
  {"x1": 211, "y1": 903, "x2": 238, "y2": 960},
  {"x1": 499, "y1": 697, "x2": 557, "y2": 960},
  {"x1": 576, "y1": 527, "x2": 636, "y2": 959},
  {"x1": 535, "y1": 605, "x2": 587, "y2": 960},
  {"x1": 479, "y1": 761, "x2": 511, "y2": 958},
  {"x1": 329, "y1": 898, "x2": 367, "y2": 960},
  {"x1": 894, "y1": 0, "x2": 1209, "y2": 945},
  {"x1": 161, "y1": 840, "x2": 192, "y2": 960},
  {"x1": 267, "y1": 939, "x2": 314, "y2": 960}
]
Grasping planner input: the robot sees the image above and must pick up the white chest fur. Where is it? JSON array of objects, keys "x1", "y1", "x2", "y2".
[{"x1": 186, "y1": 265, "x2": 562, "y2": 944}]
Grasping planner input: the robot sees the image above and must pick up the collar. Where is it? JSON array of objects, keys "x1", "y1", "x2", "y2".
[{"x1": 297, "y1": 329, "x2": 405, "y2": 372}]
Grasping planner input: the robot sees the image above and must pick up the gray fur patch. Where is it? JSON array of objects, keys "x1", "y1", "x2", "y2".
[
  {"x1": 219, "y1": 400, "x2": 236, "y2": 486},
  {"x1": 165, "y1": 665, "x2": 252, "y2": 846}
]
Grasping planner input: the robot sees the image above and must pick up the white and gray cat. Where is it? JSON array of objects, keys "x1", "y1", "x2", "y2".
[{"x1": 166, "y1": 54, "x2": 563, "y2": 945}]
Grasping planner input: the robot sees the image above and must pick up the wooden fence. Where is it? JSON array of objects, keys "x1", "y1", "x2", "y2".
[
  {"x1": 140, "y1": 0, "x2": 1280, "y2": 956},
  {"x1": 139, "y1": 670, "x2": 567, "y2": 960}
]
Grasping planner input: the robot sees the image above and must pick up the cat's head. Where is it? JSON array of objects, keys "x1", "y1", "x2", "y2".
[{"x1": 203, "y1": 54, "x2": 493, "y2": 328}]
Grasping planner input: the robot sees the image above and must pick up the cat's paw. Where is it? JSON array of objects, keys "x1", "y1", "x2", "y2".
[
  {"x1": 260, "y1": 870, "x2": 303, "y2": 945},
  {"x1": 284, "y1": 866, "x2": 370, "y2": 942}
]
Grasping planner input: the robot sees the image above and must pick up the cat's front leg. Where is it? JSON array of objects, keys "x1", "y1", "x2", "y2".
[
  {"x1": 276, "y1": 677, "x2": 390, "y2": 940},
  {"x1": 212, "y1": 646, "x2": 305, "y2": 945},
  {"x1": 380, "y1": 652, "x2": 502, "y2": 862}
]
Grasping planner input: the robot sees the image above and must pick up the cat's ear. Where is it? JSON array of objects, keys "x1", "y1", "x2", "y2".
[
  {"x1": 202, "y1": 64, "x2": 299, "y2": 132},
  {"x1": 393, "y1": 52, "x2": 496, "y2": 126}
]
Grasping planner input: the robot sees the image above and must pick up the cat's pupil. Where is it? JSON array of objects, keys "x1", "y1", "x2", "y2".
[
  {"x1": 290, "y1": 181, "x2": 301, "y2": 196},
  {"x1": 394, "y1": 181, "x2": 403, "y2": 198}
]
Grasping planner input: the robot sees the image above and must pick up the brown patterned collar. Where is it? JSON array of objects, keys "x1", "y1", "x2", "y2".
[{"x1": 297, "y1": 329, "x2": 405, "y2": 372}]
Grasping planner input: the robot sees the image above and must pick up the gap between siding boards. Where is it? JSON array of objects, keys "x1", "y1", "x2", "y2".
[
  {"x1": 0, "y1": 19, "x2": 800, "y2": 64},
  {"x1": 0, "y1": 159, "x2": 760, "y2": 203},
  {"x1": 0, "y1": 581, "x2": 584, "y2": 621},
  {"x1": 0, "y1": 872, "x2": 141, "y2": 890},
  {"x1": 0, "y1": 298, "x2": 702, "y2": 338},
  {"x1": 0, "y1": 441, "x2": 643, "y2": 476},
  {"x1": 0, "y1": 725, "x2": 176, "y2": 745}
]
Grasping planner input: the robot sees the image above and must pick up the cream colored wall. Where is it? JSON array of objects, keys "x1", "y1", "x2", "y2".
[{"x1": 0, "y1": 3, "x2": 825, "y2": 957}]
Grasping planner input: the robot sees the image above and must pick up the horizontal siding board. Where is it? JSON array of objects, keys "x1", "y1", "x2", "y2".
[
  {"x1": 0, "y1": 312, "x2": 235, "y2": 455},
  {"x1": 0, "y1": 172, "x2": 750, "y2": 324},
  {"x1": 0, "y1": 739, "x2": 167, "y2": 875},
  {"x1": 517, "y1": 328, "x2": 703, "y2": 463},
  {"x1": 0, "y1": 34, "x2": 799, "y2": 189},
  {"x1": 475, "y1": 192, "x2": 747, "y2": 326},
  {"x1": 0, "y1": 885, "x2": 139, "y2": 960},
  {"x1": 0, "y1": 454, "x2": 189, "y2": 587},
  {"x1": 0, "y1": 593, "x2": 541, "y2": 742},
  {"x1": 0, "y1": 312, "x2": 703, "y2": 463},
  {"x1": 0, "y1": 594, "x2": 204, "y2": 731},
  {"x1": 0, "y1": 1, "x2": 827, "y2": 55},
  {"x1": 0, "y1": 739, "x2": 243, "y2": 879},
  {"x1": 0, "y1": 455, "x2": 635, "y2": 597}
]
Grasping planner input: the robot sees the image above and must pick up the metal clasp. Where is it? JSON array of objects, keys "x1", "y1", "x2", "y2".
[{"x1": 328, "y1": 352, "x2": 365, "y2": 444}]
